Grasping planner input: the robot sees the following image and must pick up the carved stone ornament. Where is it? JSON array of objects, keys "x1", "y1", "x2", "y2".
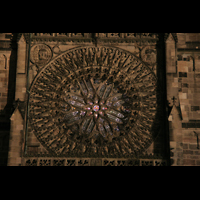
[
  {"x1": 141, "y1": 46, "x2": 157, "y2": 64},
  {"x1": 30, "y1": 44, "x2": 53, "y2": 66},
  {"x1": 28, "y1": 46, "x2": 158, "y2": 157}
]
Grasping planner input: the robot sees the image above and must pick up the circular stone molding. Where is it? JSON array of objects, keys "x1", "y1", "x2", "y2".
[
  {"x1": 28, "y1": 46, "x2": 158, "y2": 157},
  {"x1": 30, "y1": 44, "x2": 52, "y2": 66},
  {"x1": 141, "y1": 46, "x2": 157, "y2": 64}
]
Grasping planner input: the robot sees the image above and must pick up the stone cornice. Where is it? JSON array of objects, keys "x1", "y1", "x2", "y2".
[{"x1": 22, "y1": 33, "x2": 160, "y2": 44}]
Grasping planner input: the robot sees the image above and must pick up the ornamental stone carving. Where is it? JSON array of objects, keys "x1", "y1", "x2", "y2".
[
  {"x1": 28, "y1": 46, "x2": 158, "y2": 157},
  {"x1": 30, "y1": 44, "x2": 52, "y2": 67}
]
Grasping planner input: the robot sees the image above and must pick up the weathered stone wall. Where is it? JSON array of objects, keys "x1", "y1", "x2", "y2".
[
  {"x1": 0, "y1": 33, "x2": 13, "y2": 165},
  {"x1": 3, "y1": 33, "x2": 200, "y2": 166},
  {"x1": 0, "y1": 33, "x2": 12, "y2": 112},
  {"x1": 6, "y1": 34, "x2": 28, "y2": 166},
  {"x1": 168, "y1": 33, "x2": 200, "y2": 165}
]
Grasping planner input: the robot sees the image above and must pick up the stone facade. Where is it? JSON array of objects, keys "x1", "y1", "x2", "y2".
[
  {"x1": 167, "y1": 33, "x2": 200, "y2": 166},
  {"x1": 1, "y1": 33, "x2": 200, "y2": 166}
]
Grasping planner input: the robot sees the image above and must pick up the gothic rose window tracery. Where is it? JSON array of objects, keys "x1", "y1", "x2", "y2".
[
  {"x1": 62, "y1": 77, "x2": 131, "y2": 141},
  {"x1": 29, "y1": 46, "x2": 158, "y2": 157}
]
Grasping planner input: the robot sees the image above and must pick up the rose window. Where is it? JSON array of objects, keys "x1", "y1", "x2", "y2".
[{"x1": 29, "y1": 46, "x2": 158, "y2": 157}]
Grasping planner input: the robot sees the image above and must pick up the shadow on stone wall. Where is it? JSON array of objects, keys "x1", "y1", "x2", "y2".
[{"x1": 0, "y1": 33, "x2": 17, "y2": 165}]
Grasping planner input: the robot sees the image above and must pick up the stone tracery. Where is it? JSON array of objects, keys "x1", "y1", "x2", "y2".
[{"x1": 28, "y1": 46, "x2": 157, "y2": 157}]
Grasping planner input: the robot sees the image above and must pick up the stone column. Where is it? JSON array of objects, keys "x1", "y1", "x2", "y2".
[
  {"x1": 15, "y1": 34, "x2": 27, "y2": 101},
  {"x1": 166, "y1": 33, "x2": 178, "y2": 106},
  {"x1": 7, "y1": 34, "x2": 27, "y2": 166},
  {"x1": 168, "y1": 105, "x2": 183, "y2": 165}
]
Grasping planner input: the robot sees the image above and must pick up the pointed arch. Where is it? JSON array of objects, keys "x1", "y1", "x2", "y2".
[{"x1": 0, "y1": 54, "x2": 7, "y2": 70}]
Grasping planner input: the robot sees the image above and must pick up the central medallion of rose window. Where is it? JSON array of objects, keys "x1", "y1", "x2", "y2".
[
  {"x1": 64, "y1": 77, "x2": 130, "y2": 140},
  {"x1": 93, "y1": 105, "x2": 99, "y2": 112}
]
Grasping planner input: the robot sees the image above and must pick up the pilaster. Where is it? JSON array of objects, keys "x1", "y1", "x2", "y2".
[
  {"x1": 15, "y1": 34, "x2": 27, "y2": 101},
  {"x1": 7, "y1": 106, "x2": 23, "y2": 166}
]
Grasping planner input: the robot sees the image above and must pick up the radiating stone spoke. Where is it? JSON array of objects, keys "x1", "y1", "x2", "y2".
[
  {"x1": 68, "y1": 93, "x2": 85, "y2": 104},
  {"x1": 85, "y1": 79, "x2": 94, "y2": 93},
  {"x1": 107, "y1": 113, "x2": 123, "y2": 124},
  {"x1": 81, "y1": 118, "x2": 91, "y2": 133},
  {"x1": 107, "y1": 109, "x2": 124, "y2": 118},
  {"x1": 98, "y1": 123, "x2": 106, "y2": 137},
  {"x1": 104, "y1": 122, "x2": 113, "y2": 136},
  {"x1": 79, "y1": 80, "x2": 88, "y2": 97},
  {"x1": 67, "y1": 99, "x2": 85, "y2": 108},
  {"x1": 67, "y1": 115, "x2": 81, "y2": 125},
  {"x1": 113, "y1": 99, "x2": 124, "y2": 107},
  {"x1": 64, "y1": 110, "x2": 79, "y2": 120},
  {"x1": 97, "y1": 83, "x2": 106, "y2": 98},
  {"x1": 110, "y1": 93, "x2": 122, "y2": 103},
  {"x1": 86, "y1": 118, "x2": 95, "y2": 134},
  {"x1": 102, "y1": 84, "x2": 113, "y2": 99}
]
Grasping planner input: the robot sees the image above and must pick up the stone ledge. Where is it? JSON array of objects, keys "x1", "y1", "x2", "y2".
[{"x1": 22, "y1": 157, "x2": 168, "y2": 166}]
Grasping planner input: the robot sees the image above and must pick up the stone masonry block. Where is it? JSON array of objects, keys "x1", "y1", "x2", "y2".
[
  {"x1": 183, "y1": 143, "x2": 188, "y2": 149},
  {"x1": 179, "y1": 92, "x2": 187, "y2": 99},
  {"x1": 183, "y1": 150, "x2": 193, "y2": 155},
  {"x1": 189, "y1": 144, "x2": 198, "y2": 150},
  {"x1": 183, "y1": 159, "x2": 195, "y2": 166},
  {"x1": 195, "y1": 160, "x2": 200, "y2": 165},
  {"x1": 8, "y1": 151, "x2": 20, "y2": 158},
  {"x1": 183, "y1": 136, "x2": 197, "y2": 143}
]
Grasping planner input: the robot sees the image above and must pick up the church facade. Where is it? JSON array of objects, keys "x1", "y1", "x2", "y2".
[{"x1": 0, "y1": 33, "x2": 199, "y2": 166}]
